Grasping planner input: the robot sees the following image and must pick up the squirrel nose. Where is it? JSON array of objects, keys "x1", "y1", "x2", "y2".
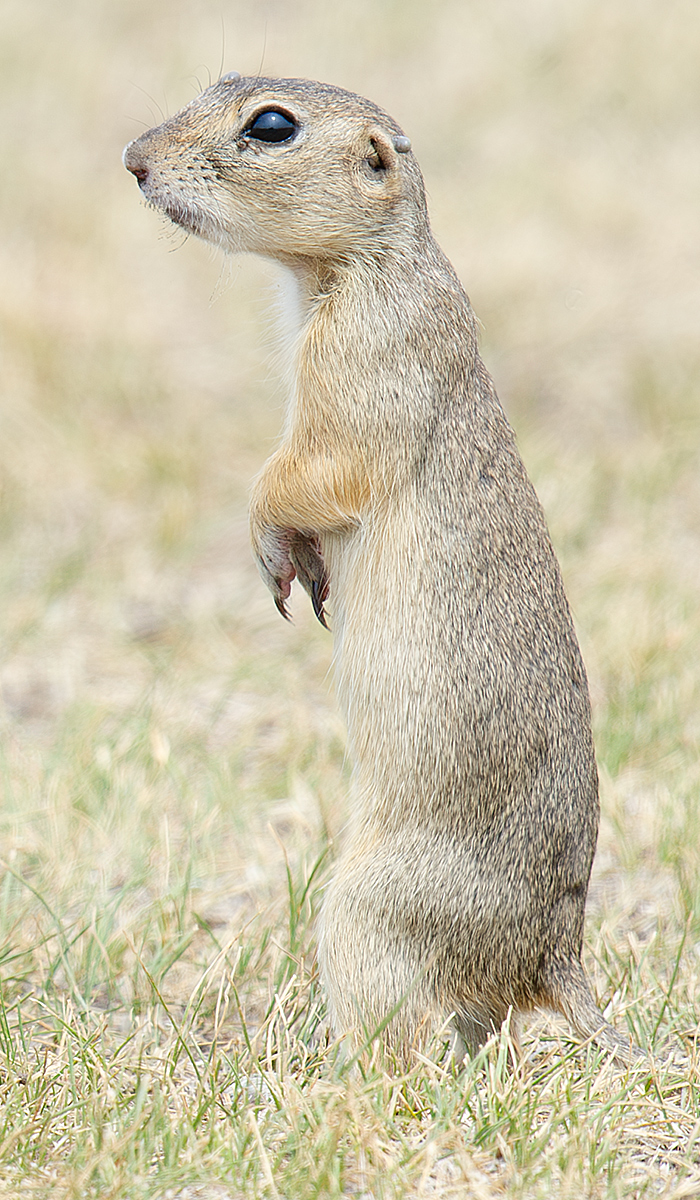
[{"x1": 123, "y1": 143, "x2": 150, "y2": 187}]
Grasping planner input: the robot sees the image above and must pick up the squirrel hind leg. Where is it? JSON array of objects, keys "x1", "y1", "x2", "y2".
[
  {"x1": 452, "y1": 1003, "x2": 522, "y2": 1061},
  {"x1": 543, "y1": 958, "x2": 643, "y2": 1063}
]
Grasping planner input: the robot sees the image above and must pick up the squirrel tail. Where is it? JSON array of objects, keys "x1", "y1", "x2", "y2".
[{"x1": 545, "y1": 958, "x2": 643, "y2": 1063}]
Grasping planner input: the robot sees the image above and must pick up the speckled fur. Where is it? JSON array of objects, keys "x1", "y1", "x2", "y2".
[{"x1": 124, "y1": 75, "x2": 635, "y2": 1061}]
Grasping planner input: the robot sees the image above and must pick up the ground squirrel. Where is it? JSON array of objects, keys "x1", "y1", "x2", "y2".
[{"x1": 124, "y1": 74, "x2": 636, "y2": 1062}]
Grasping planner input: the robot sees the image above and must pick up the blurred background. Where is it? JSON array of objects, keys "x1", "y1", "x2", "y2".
[{"x1": 0, "y1": 0, "x2": 699, "y2": 1037}]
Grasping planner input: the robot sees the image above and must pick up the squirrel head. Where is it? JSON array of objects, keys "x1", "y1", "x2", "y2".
[{"x1": 123, "y1": 75, "x2": 427, "y2": 263}]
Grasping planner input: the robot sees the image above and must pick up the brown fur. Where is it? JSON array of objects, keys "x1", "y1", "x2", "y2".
[{"x1": 124, "y1": 74, "x2": 638, "y2": 1062}]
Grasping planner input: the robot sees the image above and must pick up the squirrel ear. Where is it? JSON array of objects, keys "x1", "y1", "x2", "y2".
[{"x1": 365, "y1": 128, "x2": 397, "y2": 173}]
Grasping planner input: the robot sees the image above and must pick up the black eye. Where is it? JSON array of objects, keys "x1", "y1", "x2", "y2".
[{"x1": 246, "y1": 110, "x2": 298, "y2": 143}]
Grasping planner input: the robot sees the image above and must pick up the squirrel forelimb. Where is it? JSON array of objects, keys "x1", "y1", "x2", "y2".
[{"x1": 249, "y1": 444, "x2": 366, "y2": 623}]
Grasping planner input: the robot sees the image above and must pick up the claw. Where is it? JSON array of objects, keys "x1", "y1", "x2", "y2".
[
  {"x1": 274, "y1": 593, "x2": 291, "y2": 621},
  {"x1": 288, "y1": 533, "x2": 330, "y2": 629},
  {"x1": 311, "y1": 579, "x2": 329, "y2": 629}
]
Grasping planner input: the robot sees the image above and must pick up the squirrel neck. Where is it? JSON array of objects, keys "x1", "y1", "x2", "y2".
[
  {"x1": 276, "y1": 234, "x2": 481, "y2": 484},
  {"x1": 283, "y1": 230, "x2": 473, "y2": 324}
]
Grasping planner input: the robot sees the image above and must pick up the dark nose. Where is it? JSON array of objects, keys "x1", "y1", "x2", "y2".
[{"x1": 122, "y1": 142, "x2": 150, "y2": 187}]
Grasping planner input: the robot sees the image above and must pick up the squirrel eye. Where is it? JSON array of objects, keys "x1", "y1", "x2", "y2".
[{"x1": 246, "y1": 110, "x2": 298, "y2": 143}]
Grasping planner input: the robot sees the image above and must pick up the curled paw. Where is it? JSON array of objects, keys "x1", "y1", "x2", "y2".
[
  {"x1": 289, "y1": 534, "x2": 330, "y2": 628},
  {"x1": 253, "y1": 528, "x2": 297, "y2": 620}
]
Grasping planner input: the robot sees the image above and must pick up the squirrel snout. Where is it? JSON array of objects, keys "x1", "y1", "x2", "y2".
[{"x1": 123, "y1": 143, "x2": 150, "y2": 188}]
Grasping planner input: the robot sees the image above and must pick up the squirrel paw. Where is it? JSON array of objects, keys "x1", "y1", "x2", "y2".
[
  {"x1": 253, "y1": 528, "x2": 297, "y2": 620},
  {"x1": 290, "y1": 534, "x2": 330, "y2": 628},
  {"x1": 252, "y1": 529, "x2": 329, "y2": 627}
]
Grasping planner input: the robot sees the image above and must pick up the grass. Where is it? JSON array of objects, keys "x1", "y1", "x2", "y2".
[{"x1": 0, "y1": 0, "x2": 699, "y2": 1194}]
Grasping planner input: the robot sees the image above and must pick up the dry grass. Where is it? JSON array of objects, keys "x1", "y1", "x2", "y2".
[{"x1": 0, "y1": 0, "x2": 699, "y2": 1195}]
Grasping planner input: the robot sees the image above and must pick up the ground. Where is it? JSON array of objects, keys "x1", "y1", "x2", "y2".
[{"x1": 0, "y1": 0, "x2": 698, "y2": 1195}]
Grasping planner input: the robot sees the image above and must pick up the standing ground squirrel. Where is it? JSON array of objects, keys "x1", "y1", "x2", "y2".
[{"x1": 124, "y1": 74, "x2": 636, "y2": 1062}]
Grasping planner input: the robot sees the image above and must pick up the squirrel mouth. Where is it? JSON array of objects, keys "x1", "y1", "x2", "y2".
[
  {"x1": 152, "y1": 196, "x2": 228, "y2": 247},
  {"x1": 158, "y1": 199, "x2": 205, "y2": 235}
]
